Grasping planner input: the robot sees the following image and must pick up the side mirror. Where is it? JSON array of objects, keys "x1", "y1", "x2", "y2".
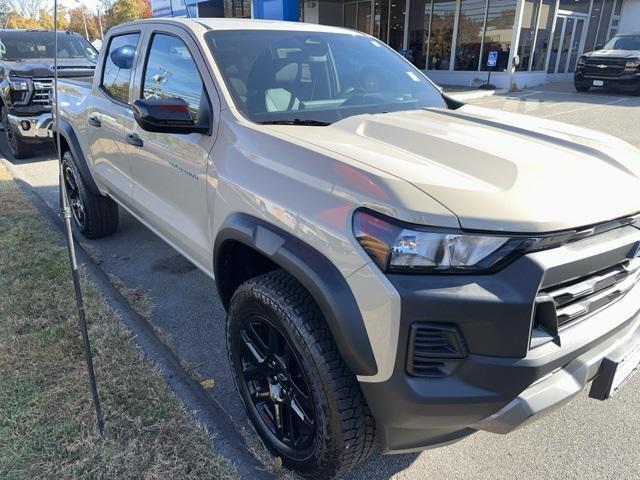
[
  {"x1": 132, "y1": 98, "x2": 209, "y2": 134},
  {"x1": 595, "y1": 44, "x2": 604, "y2": 50},
  {"x1": 110, "y1": 45, "x2": 136, "y2": 69}
]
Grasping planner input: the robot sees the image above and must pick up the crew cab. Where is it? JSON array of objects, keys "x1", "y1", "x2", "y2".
[
  {"x1": 575, "y1": 32, "x2": 640, "y2": 94},
  {"x1": 55, "y1": 18, "x2": 640, "y2": 478},
  {"x1": 0, "y1": 29, "x2": 96, "y2": 158}
]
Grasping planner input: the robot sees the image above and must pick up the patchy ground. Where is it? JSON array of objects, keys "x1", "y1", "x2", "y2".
[{"x1": 0, "y1": 163, "x2": 238, "y2": 480}]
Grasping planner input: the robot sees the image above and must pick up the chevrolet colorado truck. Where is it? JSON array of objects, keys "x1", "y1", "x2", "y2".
[
  {"x1": 574, "y1": 32, "x2": 640, "y2": 94},
  {"x1": 0, "y1": 29, "x2": 96, "y2": 158},
  {"x1": 56, "y1": 18, "x2": 640, "y2": 478}
]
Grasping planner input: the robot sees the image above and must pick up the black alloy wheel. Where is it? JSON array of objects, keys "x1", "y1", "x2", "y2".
[
  {"x1": 62, "y1": 158, "x2": 87, "y2": 229},
  {"x1": 234, "y1": 315, "x2": 316, "y2": 456},
  {"x1": 227, "y1": 270, "x2": 376, "y2": 478}
]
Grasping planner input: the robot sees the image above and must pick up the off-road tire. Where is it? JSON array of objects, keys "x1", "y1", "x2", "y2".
[
  {"x1": 61, "y1": 150, "x2": 119, "y2": 239},
  {"x1": 227, "y1": 270, "x2": 376, "y2": 478},
  {"x1": 1, "y1": 106, "x2": 35, "y2": 159}
]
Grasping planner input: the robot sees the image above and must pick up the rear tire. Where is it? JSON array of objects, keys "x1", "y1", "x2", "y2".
[
  {"x1": 227, "y1": 270, "x2": 376, "y2": 479},
  {"x1": 61, "y1": 150, "x2": 119, "y2": 239},
  {"x1": 1, "y1": 106, "x2": 34, "y2": 159}
]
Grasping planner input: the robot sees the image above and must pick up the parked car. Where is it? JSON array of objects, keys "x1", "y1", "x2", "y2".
[
  {"x1": 574, "y1": 32, "x2": 640, "y2": 94},
  {"x1": 0, "y1": 29, "x2": 96, "y2": 158},
  {"x1": 55, "y1": 18, "x2": 640, "y2": 479}
]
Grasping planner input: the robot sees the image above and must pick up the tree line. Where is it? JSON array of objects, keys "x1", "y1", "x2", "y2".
[{"x1": 0, "y1": 0, "x2": 151, "y2": 41}]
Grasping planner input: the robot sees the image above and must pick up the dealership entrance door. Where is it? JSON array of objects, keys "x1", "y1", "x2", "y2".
[
  {"x1": 343, "y1": 0, "x2": 407, "y2": 51},
  {"x1": 547, "y1": 13, "x2": 588, "y2": 79}
]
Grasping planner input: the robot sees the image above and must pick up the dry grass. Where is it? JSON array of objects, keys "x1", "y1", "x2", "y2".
[{"x1": 0, "y1": 164, "x2": 239, "y2": 480}]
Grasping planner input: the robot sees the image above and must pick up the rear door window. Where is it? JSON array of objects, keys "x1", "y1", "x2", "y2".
[{"x1": 102, "y1": 33, "x2": 140, "y2": 103}]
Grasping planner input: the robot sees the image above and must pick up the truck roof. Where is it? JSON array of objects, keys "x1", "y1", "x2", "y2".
[{"x1": 122, "y1": 17, "x2": 364, "y2": 35}]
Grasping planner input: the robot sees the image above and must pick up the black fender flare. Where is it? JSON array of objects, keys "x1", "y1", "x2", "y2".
[
  {"x1": 54, "y1": 118, "x2": 101, "y2": 196},
  {"x1": 214, "y1": 213, "x2": 378, "y2": 377}
]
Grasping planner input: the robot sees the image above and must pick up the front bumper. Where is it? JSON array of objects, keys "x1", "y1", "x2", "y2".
[
  {"x1": 7, "y1": 113, "x2": 53, "y2": 141},
  {"x1": 574, "y1": 70, "x2": 640, "y2": 91},
  {"x1": 360, "y1": 225, "x2": 640, "y2": 453}
]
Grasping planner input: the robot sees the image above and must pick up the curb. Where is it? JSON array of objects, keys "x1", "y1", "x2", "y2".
[{"x1": 2, "y1": 158, "x2": 274, "y2": 480}]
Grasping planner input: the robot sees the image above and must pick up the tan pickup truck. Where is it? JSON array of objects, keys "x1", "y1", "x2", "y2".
[{"x1": 56, "y1": 17, "x2": 640, "y2": 479}]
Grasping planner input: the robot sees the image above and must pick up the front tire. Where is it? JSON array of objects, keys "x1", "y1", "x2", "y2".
[
  {"x1": 574, "y1": 83, "x2": 590, "y2": 92},
  {"x1": 1, "y1": 106, "x2": 34, "y2": 159},
  {"x1": 61, "y1": 150, "x2": 119, "y2": 239},
  {"x1": 227, "y1": 270, "x2": 376, "y2": 478}
]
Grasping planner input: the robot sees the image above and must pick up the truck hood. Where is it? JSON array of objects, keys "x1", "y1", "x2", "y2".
[
  {"x1": 266, "y1": 106, "x2": 640, "y2": 233},
  {"x1": 584, "y1": 49, "x2": 640, "y2": 59},
  {"x1": 3, "y1": 58, "x2": 96, "y2": 78}
]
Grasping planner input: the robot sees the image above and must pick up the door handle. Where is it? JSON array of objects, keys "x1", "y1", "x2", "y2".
[
  {"x1": 125, "y1": 132, "x2": 143, "y2": 147},
  {"x1": 88, "y1": 115, "x2": 101, "y2": 127}
]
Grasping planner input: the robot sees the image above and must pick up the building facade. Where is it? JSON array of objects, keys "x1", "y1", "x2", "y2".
[{"x1": 152, "y1": 0, "x2": 639, "y2": 88}]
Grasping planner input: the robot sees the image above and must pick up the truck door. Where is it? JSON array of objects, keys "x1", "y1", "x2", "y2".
[
  {"x1": 86, "y1": 31, "x2": 141, "y2": 205},
  {"x1": 126, "y1": 27, "x2": 219, "y2": 269}
]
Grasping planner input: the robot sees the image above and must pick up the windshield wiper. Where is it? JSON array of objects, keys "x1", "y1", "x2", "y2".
[{"x1": 259, "y1": 119, "x2": 332, "y2": 126}]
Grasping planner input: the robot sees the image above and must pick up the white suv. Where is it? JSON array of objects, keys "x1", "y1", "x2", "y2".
[{"x1": 56, "y1": 18, "x2": 640, "y2": 479}]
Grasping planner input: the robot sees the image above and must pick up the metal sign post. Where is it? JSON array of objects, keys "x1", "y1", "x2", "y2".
[
  {"x1": 480, "y1": 50, "x2": 498, "y2": 90},
  {"x1": 53, "y1": 0, "x2": 106, "y2": 438}
]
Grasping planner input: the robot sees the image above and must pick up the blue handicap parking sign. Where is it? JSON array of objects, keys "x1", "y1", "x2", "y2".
[{"x1": 487, "y1": 51, "x2": 498, "y2": 67}]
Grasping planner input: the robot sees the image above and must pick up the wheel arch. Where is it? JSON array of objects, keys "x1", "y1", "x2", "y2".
[
  {"x1": 214, "y1": 213, "x2": 378, "y2": 377},
  {"x1": 54, "y1": 119, "x2": 101, "y2": 196}
]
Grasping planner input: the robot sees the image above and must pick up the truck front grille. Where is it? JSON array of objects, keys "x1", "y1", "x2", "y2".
[
  {"x1": 536, "y1": 257, "x2": 640, "y2": 331},
  {"x1": 32, "y1": 78, "x2": 52, "y2": 107},
  {"x1": 583, "y1": 58, "x2": 627, "y2": 77}
]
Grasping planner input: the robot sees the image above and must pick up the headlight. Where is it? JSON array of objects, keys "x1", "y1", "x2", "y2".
[
  {"x1": 577, "y1": 56, "x2": 588, "y2": 66},
  {"x1": 353, "y1": 210, "x2": 573, "y2": 274},
  {"x1": 8, "y1": 76, "x2": 32, "y2": 91},
  {"x1": 625, "y1": 59, "x2": 640, "y2": 69}
]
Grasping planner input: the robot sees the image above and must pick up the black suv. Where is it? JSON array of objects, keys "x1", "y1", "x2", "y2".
[
  {"x1": 0, "y1": 29, "x2": 97, "y2": 158},
  {"x1": 574, "y1": 33, "x2": 640, "y2": 95}
]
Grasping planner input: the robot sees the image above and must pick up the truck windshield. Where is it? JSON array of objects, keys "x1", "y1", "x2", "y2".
[
  {"x1": 0, "y1": 31, "x2": 98, "y2": 61},
  {"x1": 602, "y1": 35, "x2": 640, "y2": 51},
  {"x1": 206, "y1": 30, "x2": 446, "y2": 125}
]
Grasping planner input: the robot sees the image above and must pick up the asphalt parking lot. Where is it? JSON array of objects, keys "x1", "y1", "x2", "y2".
[{"x1": 3, "y1": 82, "x2": 640, "y2": 480}]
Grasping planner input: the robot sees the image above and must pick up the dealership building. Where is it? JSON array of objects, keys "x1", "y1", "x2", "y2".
[{"x1": 152, "y1": 0, "x2": 640, "y2": 88}]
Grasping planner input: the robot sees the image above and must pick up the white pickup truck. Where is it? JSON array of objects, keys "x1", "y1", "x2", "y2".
[{"x1": 56, "y1": 18, "x2": 640, "y2": 479}]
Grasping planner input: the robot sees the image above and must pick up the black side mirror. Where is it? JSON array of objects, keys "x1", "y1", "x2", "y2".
[
  {"x1": 110, "y1": 45, "x2": 136, "y2": 69},
  {"x1": 132, "y1": 98, "x2": 209, "y2": 134},
  {"x1": 595, "y1": 44, "x2": 604, "y2": 50}
]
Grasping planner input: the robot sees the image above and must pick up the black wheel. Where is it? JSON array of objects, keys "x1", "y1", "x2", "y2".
[
  {"x1": 574, "y1": 84, "x2": 590, "y2": 93},
  {"x1": 227, "y1": 270, "x2": 376, "y2": 478},
  {"x1": 61, "y1": 150, "x2": 119, "y2": 239},
  {"x1": 1, "y1": 106, "x2": 34, "y2": 159}
]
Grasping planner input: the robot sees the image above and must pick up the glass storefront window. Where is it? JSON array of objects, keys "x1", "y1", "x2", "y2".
[
  {"x1": 223, "y1": 0, "x2": 251, "y2": 18},
  {"x1": 480, "y1": 0, "x2": 516, "y2": 71},
  {"x1": 454, "y1": 0, "x2": 487, "y2": 71},
  {"x1": 388, "y1": 0, "x2": 406, "y2": 51},
  {"x1": 558, "y1": 0, "x2": 590, "y2": 13},
  {"x1": 374, "y1": 0, "x2": 390, "y2": 43},
  {"x1": 408, "y1": 0, "x2": 432, "y2": 69},
  {"x1": 530, "y1": 0, "x2": 554, "y2": 70},
  {"x1": 595, "y1": 0, "x2": 615, "y2": 47},
  {"x1": 429, "y1": 0, "x2": 457, "y2": 70},
  {"x1": 516, "y1": 0, "x2": 540, "y2": 71}
]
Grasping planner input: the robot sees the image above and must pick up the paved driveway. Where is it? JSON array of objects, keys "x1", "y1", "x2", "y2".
[{"x1": 3, "y1": 82, "x2": 640, "y2": 480}]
